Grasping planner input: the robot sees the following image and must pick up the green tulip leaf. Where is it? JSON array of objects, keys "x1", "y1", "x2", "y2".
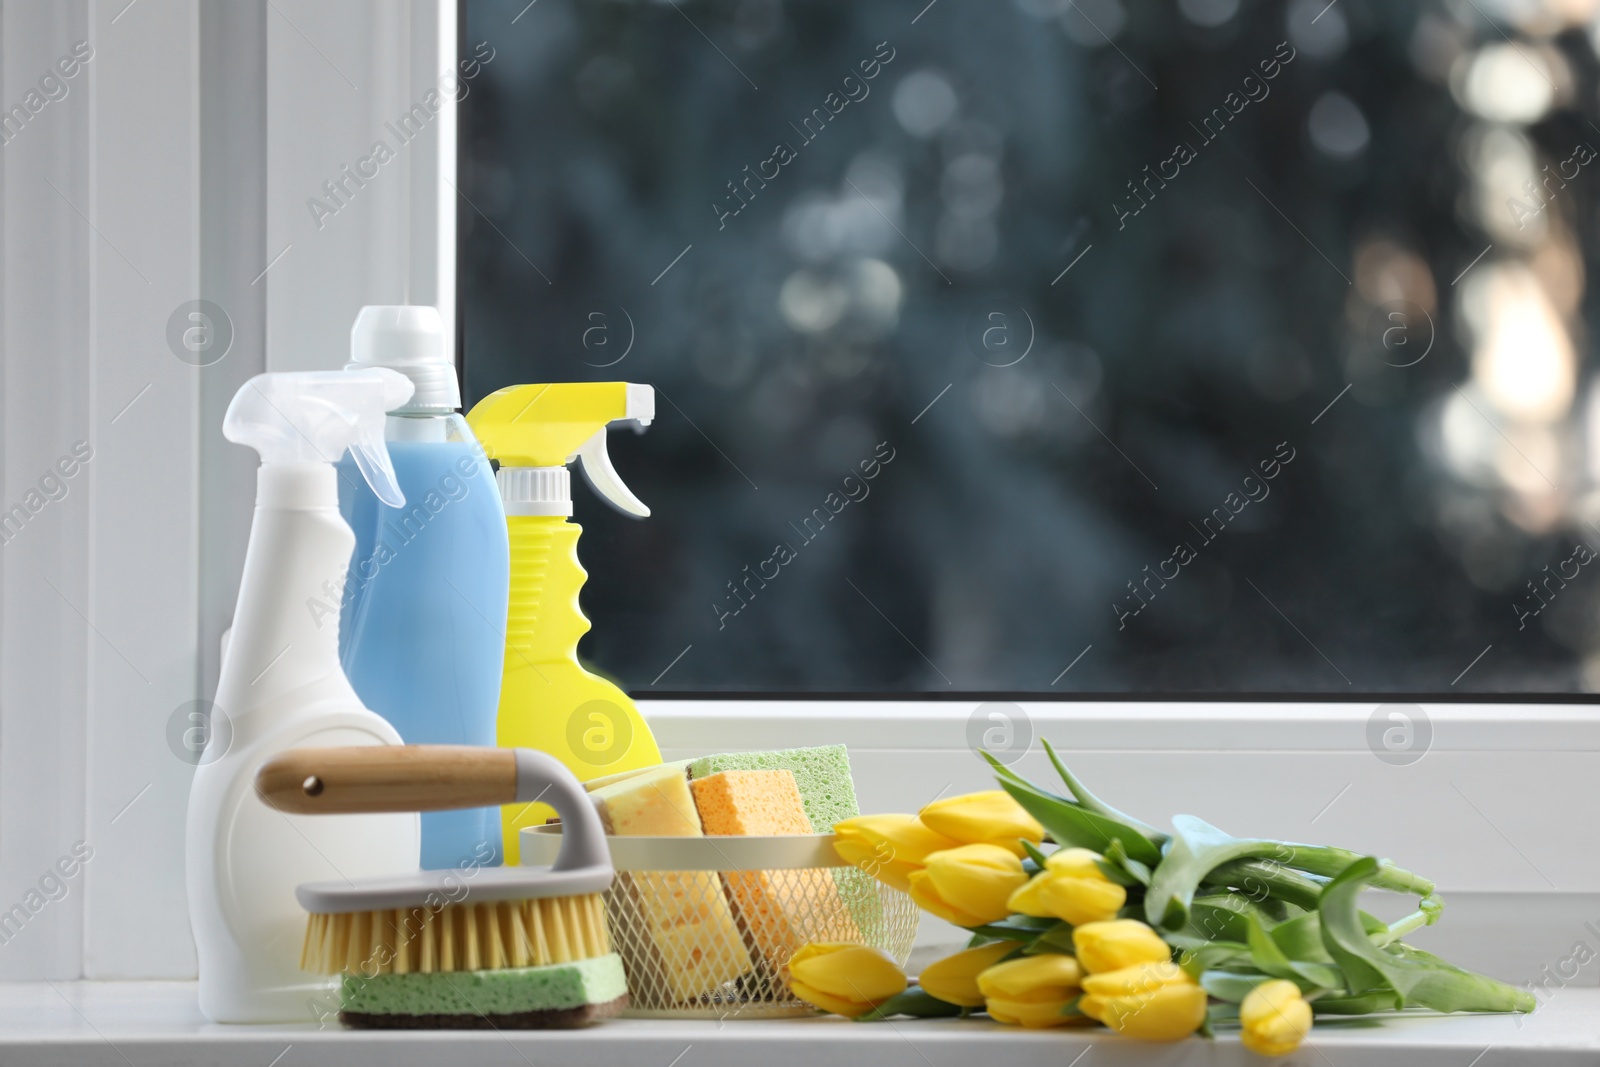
[
  {"x1": 1245, "y1": 912, "x2": 1344, "y2": 991},
  {"x1": 1267, "y1": 913, "x2": 1336, "y2": 965},
  {"x1": 1020, "y1": 839, "x2": 1051, "y2": 868},
  {"x1": 967, "y1": 914, "x2": 1057, "y2": 944},
  {"x1": 1176, "y1": 939, "x2": 1251, "y2": 980},
  {"x1": 855, "y1": 988, "x2": 963, "y2": 1021},
  {"x1": 986, "y1": 759, "x2": 1163, "y2": 868},
  {"x1": 1245, "y1": 911, "x2": 1301, "y2": 975},
  {"x1": 1182, "y1": 891, "x2": 1260, "y2": 945},
  {"x1": 1040, "y1": 739, "x2": 1165, "y2": 840},
  {"x1": 1308, "y1": 992, "x2": 1402, "y2": 1015},
  {"x1": 1200, "y1": 970, "x2": 1270, "y2": 1003},
  {"x1": 1268, "y1": 908, "x2": 1390, "y2": 965},
  {"x1": 1022, "y1": 923, "x2": 1078, "y2": 955},
  {"x1": 1102, "y1": 839, "x2": 1154, "y2": 886},
  {"x1": 1318, "y1": 856, "x2": 1536, "y2": 1014},
  {"x1": 1094, "y1": 859, "x2": 1143, "y2": 888},
  {"x1": 1171, "y1": 891, "x2": 1342, "y2": 996},
  {"x1": 966, "y1": 908, "x2": 1056, "y2": 934}
]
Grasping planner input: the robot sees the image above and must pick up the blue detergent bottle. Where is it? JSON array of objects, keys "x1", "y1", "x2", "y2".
[{"x1": 335, "y1": 305, "x2": 510, "y2": 869}]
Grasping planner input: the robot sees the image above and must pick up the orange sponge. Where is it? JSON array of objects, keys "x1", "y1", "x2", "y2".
[
  {"x1": 691, "y1": 769, "x2": 814, "y2": 835},
  {"x1": 690, "y1": 770, "x2": 860, "y2": 971}
]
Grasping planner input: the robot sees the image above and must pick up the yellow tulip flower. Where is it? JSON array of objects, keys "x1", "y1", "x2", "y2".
[
  {"x1": 907, "y1": 843, "x2": 1029, "y2": 927},
  {"x1": 1072, "y1": 918, "x2": 1173, "y2": 974},
  {"x1": 1007, "y1": 847, "x2": 1127, "y2": 925},
  {"x1": 918, "y1": 791, "x2": 1045, "y2": 857},
  {"x1": 917, "y1": 941, "x2": 1015, "y2": 1008},
  {"x1": 1079, "y1": 961, "x2": 1207, "y2": 1041},
  {"x1": 976, "y1": 953, "x2": 1094, "y2": 1029},
  {"x1": 833, "y1": 814, "x2": 960, "y2": 893},
  {"x1": 1240, "y1": 979, "x2": 1312, "y2": 1057},
  {"x1": 785, "y1": 942, "x2": 907, "y2": 1018}
]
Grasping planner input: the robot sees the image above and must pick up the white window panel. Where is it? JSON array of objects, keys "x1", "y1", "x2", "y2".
[{"x1": 0, "y1": 0, "x2": 455, "y2": 980}]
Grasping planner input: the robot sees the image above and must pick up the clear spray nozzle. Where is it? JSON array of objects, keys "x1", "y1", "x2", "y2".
[{"x1": 223, "y1": 369, "x2": 414, "y2": 507}]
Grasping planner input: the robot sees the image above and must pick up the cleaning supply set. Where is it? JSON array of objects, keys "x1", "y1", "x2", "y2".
[
  {"x1": 337, "y1": 306, "x2": 510, "y2": 870},
  {"x1": 187, "y1": 306, "x2": 904, "y2": 1029}
]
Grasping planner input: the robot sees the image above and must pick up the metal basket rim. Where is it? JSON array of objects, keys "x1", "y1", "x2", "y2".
[{"x1": 521, "y1": 826, "x2": 851, "y2": 871}]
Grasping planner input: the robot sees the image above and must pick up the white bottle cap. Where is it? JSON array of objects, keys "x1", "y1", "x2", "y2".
[
  {"x1": 497, "y1": 466, "x2": 573, "y2": 517},
  {"x1": 493, "y1": 429, "x2": 652, "y2": 520},
  {"x1": 347, "y1": 305, "x2": 460, "y2": 414}
]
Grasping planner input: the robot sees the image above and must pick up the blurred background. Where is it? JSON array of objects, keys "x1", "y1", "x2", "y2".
[{"x1": 459, "y1": 0, "x2": 1600, "y2": 695}]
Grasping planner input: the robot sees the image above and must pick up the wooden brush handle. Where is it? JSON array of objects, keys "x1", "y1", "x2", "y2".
[{"x1": 255, "y1": 745, "x2": 517, "y2": 814}]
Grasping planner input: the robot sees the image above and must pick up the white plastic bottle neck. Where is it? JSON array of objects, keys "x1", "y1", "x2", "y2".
[
  {"x1": 256, "y1": 463, "x2": 338, "y2": 509},
  {"x1": 497, "y1": 465, "x2": 572, "y2": 517},
  {"x1": 385, "y1": 412, "x2": 451, "y2": 443}
]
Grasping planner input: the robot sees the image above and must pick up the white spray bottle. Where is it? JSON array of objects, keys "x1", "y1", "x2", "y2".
[{"x1": 187, "y1": 369, "x2": 421, "y2": 1023}]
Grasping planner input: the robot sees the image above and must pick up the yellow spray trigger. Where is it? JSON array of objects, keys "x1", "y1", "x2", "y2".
[
  {"x1": 463, "y1": 380, "x2": 664, "y2": 862},
  {"x1": 466, "y1": 382, "x2": 653, "y2": 517}
]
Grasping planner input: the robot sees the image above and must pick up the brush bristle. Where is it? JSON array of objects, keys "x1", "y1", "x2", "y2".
[{"x1": 300, "y1": 894, "x2": 611, "y2": 976}]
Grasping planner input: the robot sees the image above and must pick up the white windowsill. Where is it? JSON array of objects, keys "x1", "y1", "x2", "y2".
[{"x1": 1, "y1": 981, "x2": 1595, "y2": 1066}]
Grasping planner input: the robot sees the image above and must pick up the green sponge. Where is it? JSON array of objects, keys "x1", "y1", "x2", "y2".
[
  {"x1": 689, "y1": 745, "x2": 859, "y2": 832},
  {"x1": 338, "y1": 953, "x2": 629, "y2": 1029}
]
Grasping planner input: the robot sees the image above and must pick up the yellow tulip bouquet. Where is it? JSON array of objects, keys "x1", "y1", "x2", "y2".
[{"x1": 793, "y1": 740, "x2": 1533, "y2": 1056}]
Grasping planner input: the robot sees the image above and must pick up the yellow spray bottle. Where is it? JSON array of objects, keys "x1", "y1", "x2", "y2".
[{"x1": 466, "y1": 382, "x2": 661, "y2": 862}]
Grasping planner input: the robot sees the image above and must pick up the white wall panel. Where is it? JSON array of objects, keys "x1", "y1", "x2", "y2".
[
  {"x1": 0, "y1": 0, "x2": 95, "y2": 981},
  {"x1": 81, "y1": 0, "x2": 201, "y2": 980}
]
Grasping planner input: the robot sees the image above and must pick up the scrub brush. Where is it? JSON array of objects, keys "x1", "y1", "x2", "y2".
[{"x1": 255, "y1": 745, "x2": 627, "y2": 1029}]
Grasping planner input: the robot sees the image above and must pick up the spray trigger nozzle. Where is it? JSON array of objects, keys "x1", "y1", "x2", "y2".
[
  {"x1": 350, "y1": 440, "x2": 405, "y2": 508},
  {"x1": 574, "y1": 428, "x2": 649, "y2": 518},
  {"x1": 224, "y1": 369, "x2": 413, "y2": 509}
]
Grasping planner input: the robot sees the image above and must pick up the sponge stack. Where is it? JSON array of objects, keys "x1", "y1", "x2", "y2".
[
  {"x1": 687, "y1": 745, "x2": 860, "y2": 833},
  {"x1": 690, "y1": 769, "x2": 860, "y2": 971},
  {"x1": 590, "y1": 764, "x2": 752, "y2": 1002}
]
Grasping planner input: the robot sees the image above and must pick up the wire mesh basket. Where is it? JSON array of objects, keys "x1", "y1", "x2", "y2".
[{"x1": 522, "y1": 827, "x2": 918, "y2": 1019}]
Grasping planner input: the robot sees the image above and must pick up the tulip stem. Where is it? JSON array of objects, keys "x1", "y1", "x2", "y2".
[
  {"x1": 1370, "y1": 907, "x2": 1430, "y2": 948},
  {"x1": 1205, "y1": 858, "x2": 1326, "y2": 911}
]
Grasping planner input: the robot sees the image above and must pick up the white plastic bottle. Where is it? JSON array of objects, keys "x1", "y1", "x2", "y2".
[{"x1": 186, "y1": 369, "x2": 421, "y2": 1023}]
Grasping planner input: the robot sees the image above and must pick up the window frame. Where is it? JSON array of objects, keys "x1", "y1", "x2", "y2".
[{"x1": 3, "y1": 0, "x2": 1591, "y2": 988}]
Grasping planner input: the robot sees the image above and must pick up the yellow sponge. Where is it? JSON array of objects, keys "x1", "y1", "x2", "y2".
[
  {"x1": 592, "y1": 765, "x2": 752, "y2": 1002},
  {"x1": 593, "y1": 763, "x2": 701, "y2": 836},
  {"x1": 690, "y1": 770, "x2": 860, "y2": 970}
]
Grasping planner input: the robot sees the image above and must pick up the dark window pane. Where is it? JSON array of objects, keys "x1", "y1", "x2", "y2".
[{"x1": 461, "y1": 0, "x2": 1600, "y2": 697}]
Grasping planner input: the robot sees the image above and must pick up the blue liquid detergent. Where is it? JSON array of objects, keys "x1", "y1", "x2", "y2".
[{"x1": 337, "y1": 428, "x2": 510, "y2": 869}]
